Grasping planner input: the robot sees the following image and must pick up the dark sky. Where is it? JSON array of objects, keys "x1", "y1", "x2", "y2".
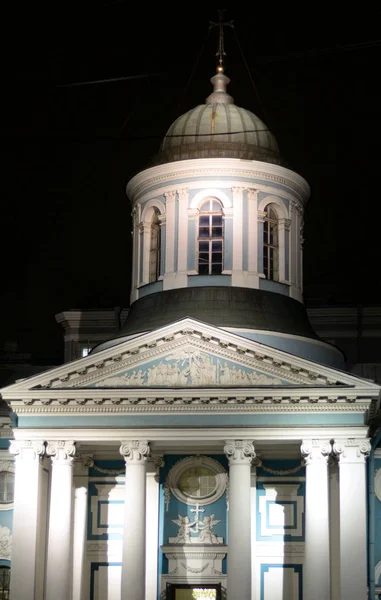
[{"x1": 1, "y1": 5, "x2": 381, "y2": 361}]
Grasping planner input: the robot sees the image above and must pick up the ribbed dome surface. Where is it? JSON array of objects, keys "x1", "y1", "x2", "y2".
[{"x1": 154, "y1": 68, "x2": 283, "y2": 166}]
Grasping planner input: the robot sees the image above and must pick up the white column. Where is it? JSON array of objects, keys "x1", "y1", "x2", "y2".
[
  {"x1": 72, "y1": 454, "x2": 93, "y2": 600},
  {"x1": 333, "y1": 438, "x2": 371, "y2": 600},
  {"x1": 146, "y1": 456, "x2": 164, "y2": 600},
  {"x1": 120, "y1": 440, "x2": 150, "y2": 600},
  {"x1": 45, "y1": 440, "x2": 76, "y2": 600},
  {"x1": 231, "y1": 186, "x2": 244, "y2": 286},
  {"x1": 301, "y1": 439, "x2": 331, "y2": 600},
  {"x1": 9, "y1": 440, "x2": 45, "y2": 600},
  {"x1": 224, "y1": 440, "x2": 256, "y2": 600},
  {"x1": 250, "y1": 461, "x2": 258, "y2": 600}
]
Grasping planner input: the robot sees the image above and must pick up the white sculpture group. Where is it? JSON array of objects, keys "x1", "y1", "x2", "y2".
[
  {"x1": 94, "y1": 347, "x2": 281, "y2": 387},
  {"x1": 170, "y1": 506, "x2": 223, "y2": 545}
]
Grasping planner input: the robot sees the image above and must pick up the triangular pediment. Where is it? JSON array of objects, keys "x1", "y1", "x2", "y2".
[{"x1": 1, "y1": 318, "x2": 380, "y2": 398}]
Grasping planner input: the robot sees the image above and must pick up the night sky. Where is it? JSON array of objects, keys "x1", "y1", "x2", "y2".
[{"x1": 1, "y1": 5, "x2": 381, "y2": 362}]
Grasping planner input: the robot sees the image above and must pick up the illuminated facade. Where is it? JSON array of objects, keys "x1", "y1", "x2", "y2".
[{"x1": 1, "y1": 55, "x2": 381, "y2": 600}]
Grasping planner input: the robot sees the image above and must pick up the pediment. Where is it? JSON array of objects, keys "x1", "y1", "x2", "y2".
[{"x1": 1, "y1": 318, "x2": 379, "y2": 397}]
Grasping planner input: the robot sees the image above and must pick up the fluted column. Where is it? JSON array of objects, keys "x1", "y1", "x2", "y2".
[
  {"x1": 9, "y1": 440, "x2": 45, "y2": 600},
  {"x1": 224, "y1": 440, "x2": 256, "y2": 600},
  {"x1": 72, "y1": 454, "x2": 94, "y2": 600},
  {"x1": 120, "y1": 440, "x2": 151, "y2": 600},
  {"x1": 45, "y1": 440, "x2": 76, "y2": 600},
  {"x1": 301, "y1": 439, "x2": 331, "y2": 600},
  {"x1": 231, "y1": 186, "x2": 244, "y2": 286},
  {"x1": 333, "y1": 438, "x2": 371, "y2": 600}
]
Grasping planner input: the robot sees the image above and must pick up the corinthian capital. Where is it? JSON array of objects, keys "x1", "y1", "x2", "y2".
[
  {"x1": 333, "y1": 438, "x2": 371, "y2": 464},
  {"x1": 9, "y1": 439, "x2": 45, "y2": 460},
  {"x1": 301, "y1": 439, "x2": 331, "y2": 466},
  {"x1": 119, "y1": 440, "x2": 151, "y2": 465},
  {"x1": 224, "y1": 440, "x2": 256, "y2": 465},
  {"x1": 164, "y1": 190, "x2": 176, "y2": 202},
  {"x1": 46, "y1": 440, "x2": 76, "y2": 465}
]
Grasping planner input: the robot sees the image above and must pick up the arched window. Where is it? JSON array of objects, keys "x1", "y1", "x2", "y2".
[
  {"x1": 0, "y1": 472, "x2": 14, "y2": 504},
  {"x1": 149, "y1": 209, "x2": 161, "y2": 283},
  {"x1": 263, "y1": 206, "x2": 279, "y2": 281},
  {"x1": 0, "y1": 567, "x2": 10, "y2": 599},
  {"x1": 198, "y1": 198, "x2": 223, "y2": 275}
]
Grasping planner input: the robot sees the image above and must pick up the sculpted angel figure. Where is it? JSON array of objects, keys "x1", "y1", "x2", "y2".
[
  {"x1": 171, "y1": 514, "x2": 197, "y2": 544},
  {"x1": 197, "y1": 514, "x2": 221, "y2": 544}
]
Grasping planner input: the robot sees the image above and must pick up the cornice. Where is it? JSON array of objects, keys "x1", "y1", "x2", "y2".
[
  {"x1": 126, "y1": 159, "x2": 310, "y2": 205},
  {"x1": 8, "y1": 391, "x2": 374, "y2": 414}
]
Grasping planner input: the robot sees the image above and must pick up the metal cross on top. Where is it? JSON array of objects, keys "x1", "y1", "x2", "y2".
[{"x1": 209, "y1": 9, "x2": 234, "y2": 68}]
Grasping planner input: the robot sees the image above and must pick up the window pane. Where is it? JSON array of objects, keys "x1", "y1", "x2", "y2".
[
  {"x1": 212, "y1": 252, "x2": 222, "y2": 263},
  {"x1": 211, "y1": 263, "x2": 222, "y2": 274},
  {"x1": 212, "y1": 241, "x2": 222, "y2": 251},
  {"x1": 211, "y1": 215, "x2": 222, "y2": 226},
  {"x1": 212, "y1": 227, "x2": 222, "y2": 238},
  {"x1": 211, "y1": 200, "x2": 221, "y2": 211},
  {"x1": 200, "y1": 200, "x2": 211, "y2": 211},
  {"x1": 199, "y1": 215, "x2": 210, "y2": 226},
  {"x1": 198, "y1": 264, "x2": 209, "y2": 275},
  {"x1": 199, "y1": 241, "x2": 209, "y2": 252},
  {"x1": 199, "y1": 253, "x2": 209, "y2": 264},
  {"x1": 199, "y1": 227, "x2": 209, "y2": 238}
]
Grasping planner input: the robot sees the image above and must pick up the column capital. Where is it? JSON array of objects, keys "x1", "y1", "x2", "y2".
[
  {"x1": 177, "y1": 188, "x2": 188, "y2": 201},
  {"x1": 46, "y1": 440, "x2": 76, "y2": 465},
  {"x1": 74, "y1": 453, "x2": 94, "y2": 476},
  {"x1": 333, "y1": 438, "x2": 371, "y2": 463},
  {"x1": 120, "y1": 440, "x2": 151, "y2": 465},
  {"x1": 247, "y1": 188, "x2": 260, "y2": 201},
  {"x1": 301, "y1": 439, "x2": 331, "y2": 465},
  {"x1": 231, "y1": 186, "x2": 245, "y2": 197},
  {"x1": 9, "y1": 439, "x2": 45, "y2": 460},
  {"x1": 164, "y1": 190, "x2": 176, "y2": 202},
  {"x1": 224, "y1": 440, "x2": 256, "y2": 465}
]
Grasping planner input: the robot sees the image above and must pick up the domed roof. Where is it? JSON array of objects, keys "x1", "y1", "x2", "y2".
[{"x1": 154, "y1": 66, "x2": 283, "y2": 166}]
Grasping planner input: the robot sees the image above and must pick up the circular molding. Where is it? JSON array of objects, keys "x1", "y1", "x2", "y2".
[
  {"x1": 374, "y1": 468, "x2": 381, "y2": 502},
  {"x1": 166, "y1": 455, "x2": 227, "y2": 506}
]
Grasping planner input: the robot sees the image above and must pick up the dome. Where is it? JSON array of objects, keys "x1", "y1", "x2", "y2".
[{"x1": 154, "y1": 67, "x2": 283, "y2": 166}]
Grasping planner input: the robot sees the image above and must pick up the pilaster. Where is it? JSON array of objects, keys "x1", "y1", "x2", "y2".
[
  {"x1": 231, "y1": 186, "x2": 245, "y2": 286},
  {"x1": 333, "y1": 438, "x2": 371, "y2": 600},
  {"x1": 146, "y1": 455, "x2": 164, "y2": 600},
  {"x1": 177, "y1": 188, "x2": 189, "y2": 286},
  {"x1": 163, "y1": 190, "x2": 176, "y2": 286},
  {"x1": 73, "y1": 453, "x2": 94, "y2": 600}
]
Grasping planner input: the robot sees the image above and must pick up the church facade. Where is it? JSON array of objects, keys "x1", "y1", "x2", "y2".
[{"x1": 1, "y1": 57, "x2": 381, "y2": 600}]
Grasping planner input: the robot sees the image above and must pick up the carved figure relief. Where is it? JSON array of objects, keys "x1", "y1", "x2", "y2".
[
  {"x1": 0, "y1": 526, "x2": 12, "y2": 559},
  {"x1": 170, "y1": 507, "x2": 222, "y2": 545},
  {"x1": 93, "y1": 348, "x2": 283, "y2": 388}
]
